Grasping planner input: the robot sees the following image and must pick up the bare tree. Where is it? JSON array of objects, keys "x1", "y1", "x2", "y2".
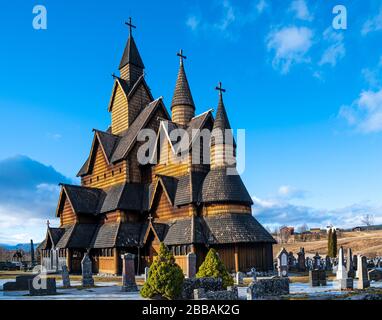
[
  {"x1": 361, "y1": 214, "x2": 375, "y2": 227},
  {"x1": 297, "y1": 223, "x2": 309, "y2": 234}
]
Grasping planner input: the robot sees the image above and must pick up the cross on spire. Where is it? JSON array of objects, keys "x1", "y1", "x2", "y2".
[
  {"x1": 177, "y1": 49, "x2": 187, "y2": 65},
  {"x1": 125, "y1": 17, "x2": 136, "y2": 36},
  {"x1": 47, "y1": 220, "x2": 50, "y2": 228},
  {"x1": 148, "y1": 214, "x2": 153, "y2": 223},
  {"x1": 215, "y1": 82, "x2": 226, "y2": 96}
]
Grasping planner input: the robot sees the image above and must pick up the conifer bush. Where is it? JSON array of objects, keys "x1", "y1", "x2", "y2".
[
  {"x1": 140, "y1": 243, "x2": 184, "y2": 300},
  {"x1": 196, "y1": 248, "x2": 234, "y2": 288}
]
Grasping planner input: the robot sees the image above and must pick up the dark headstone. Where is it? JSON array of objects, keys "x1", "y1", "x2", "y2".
[
  {"x1": 313, "y1": 252, "x2": 321, "y2": 270},
  {"x1": 247, "y1": 278, "x2": 290, "y2": 299},
  {"x1": 309, "y1": 269, "x2": 327, "y2": 287},
  {"x1": 297, "y1": 248, "x2": 306, "y2": 272},
  {"x1": 28, "y1": 278, "x2": 56, "y2": 296},
  {"x1": 346, "y1": 248, "x2": 355, "y2": 278},
  {"x1": 368, "y1": 268, "x2": 382, "y2": 281},
  {"x1": 121, "y1": 253, "x2": 138, "y2": 292},
  {"x1": 61, "y1": 265, "x2": 71, "y2": 288},
  {"x1": 81, "y1": 253, "x2": 94, "y2": 287},
  {"x1": 3, "y1": 275, "x2": 36, "y2": 291},
  {"x1": 358, "y1": 255, "x2": 370, "y2": 289}
]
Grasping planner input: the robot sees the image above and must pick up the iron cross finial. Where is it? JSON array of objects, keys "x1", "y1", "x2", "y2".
[
  {"x1": 148, "y1": 214, "x2": 153, "y2": 222},
  {"x1": 215, "y1": 82, "x2": 226, "y2": 96},
  {"x1": 47, "y1": 220, "x2": 50, "y2": 228},
  {"x1": 177, "y1": 49, "x2": 187, "y2": 65},
  {"x1": 125, "y1": 17, "x2": 136, "y2": 36}
]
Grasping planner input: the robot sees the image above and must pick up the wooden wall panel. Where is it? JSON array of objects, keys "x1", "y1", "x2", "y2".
[
  {"x1": 111, "y1": 85, "x2": 129, "y2": 135},
  {"x1": 202, "y1": 204, "x2": 251, "y2": 217},
  {"x1": 82, "y1": 144, "x2": 127, "y2": 189},
  {"x1": 60, "y1": 198, "x2": 77, "y2": 226}
]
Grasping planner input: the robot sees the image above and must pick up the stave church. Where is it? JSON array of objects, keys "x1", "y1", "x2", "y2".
[{"x1": 38, "y1": 20, "x2": 275, "y2": 275}]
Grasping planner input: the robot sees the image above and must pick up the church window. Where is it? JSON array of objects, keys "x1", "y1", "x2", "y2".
[{"x1": 104, "y1": 173, "x2": 107, "y2": 179}]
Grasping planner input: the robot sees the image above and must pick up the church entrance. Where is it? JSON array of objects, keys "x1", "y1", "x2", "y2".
[{"x1": 141, "y1": 229, "x2": 160, "y2": 271}]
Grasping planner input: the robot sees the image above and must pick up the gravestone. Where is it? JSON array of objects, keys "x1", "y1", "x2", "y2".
[
  {"x1": 235, "y1": 272, "x2": 244, "y2": 285},
  {"x1": 309, "y1": 269, "x2": 327, "y2": 287},
  {"x1": 368, "y1": 268, "x2": 382, "y2": 281},
  {"x1": 346, "y1": 248, "x2": 355, "y2": 278},
  {"x1": 353, "y1": 254, "x2": 358, "y2": 271},
  {"x1": 247, "y1": 278, "x2": 290, "y2": 299},
  {"x1": 325, "y1": 256, "x2": 332, "y2": 271},
  {"x1": 313, "y1": 252, "x2": 321, "y2": 270},
  {"x1": 288, "y1": 252, "x2": 296, "y2": 269},
  {"x1": 251, "y1": 268, "x2": 257, "y2": 281},
  {"x1": 337, "y1": 247, "x2": 353, "y2": 290},
  {"x1": 277, "y1": 248, "x2": 289, "y2": 277},
  {"x1": 30, "y1": 239, "x2": 35, "y2": 266},
  {"x1": 61, "y1": 265, "x2": 71, "y2": 288},
  {"x1": 81, "y1": 252, "x2": 94, "y2": 287},
  {"x1": 28, "y1": 278, "x2": 56, "y2": 296},
  {"x1": 357, "y1": 255, "x2": 370, "y2": 289},
  {"x1": 297, "y1": 248, "x2": 306, "y2": 272},
  {"x1": 144, "y1": 267, "x2": 150, "y2": 282},
  {"x1": 3, "y1": 275, "x2": 35, "y2": 291},
  {"x1": 186, "y1": 252, "x2": 197, "y2": 278},
  {"x1": 121, "y1": 253, "x2": 138, "y2": 292}
]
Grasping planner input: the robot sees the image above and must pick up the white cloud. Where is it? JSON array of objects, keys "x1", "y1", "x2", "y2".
[
  {"x1": 186, "y1": 1, "x2": 266, "y2": 37},
  {"x1": 252, "y1": 194, "x2": 382, "y2": 230},
  {"x1": 340, "y1": 89, "x2": 382, "y2": 133},
  {"x1": 362, "y1": 8, "x2": 382, "y2": 35},
  {"x1": 256, "y1": 0, "x2": 268, "y2": 14},
  {"x1": 186, "y1": 15, "x2": 200, "y2": 31},
  {"x1": 289, "y1": 0, "x2": 313, "y2": 21},
  {"x1": 214, "y1": 0, "x2": 236, "y2": 31},
  {"x1": 319, "y1": 27, "x2": 345, "y2": 67},
  {"x1": 266, "y1": 26, "x2": 313, "y2": 74},
  {"x1": 0, "y1": 155, "x2": 71, "y2": 244},
  {"x1": 278, "y1": 185, "x2": 307, "y2": 199},
  {"x1": 362, "y1": 56, "x2": 382, "y2": 88}
]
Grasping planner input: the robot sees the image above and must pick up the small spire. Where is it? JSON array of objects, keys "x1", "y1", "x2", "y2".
[
  {"x1": 177, "y1": 49, "x2": 187, "y2": 66},
  {"x1": 171, "y1": 49, "x2": 195, "y2": 110},
  {"x1": 47, "y1": 220, "x2": 50, "y2": 228},
  {"x1": 212, "y1": 81, "x2": 235, "y2": 147},
  {"x1": 119, "y1": 18, "x2": 144, "y2": 70}
]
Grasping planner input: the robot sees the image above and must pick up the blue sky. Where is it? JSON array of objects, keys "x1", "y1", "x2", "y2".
[{"x1": 1, "y1": 0, "x2": 382, "y2": 243}]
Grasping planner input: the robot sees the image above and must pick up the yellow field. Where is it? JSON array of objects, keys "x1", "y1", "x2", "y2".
[{"x1": 274, "y1": 230, "x2": 382, "y2": 258}]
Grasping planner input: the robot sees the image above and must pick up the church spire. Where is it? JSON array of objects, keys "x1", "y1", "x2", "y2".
[
  {"x1": 171, "y1": 49, "x2": 195, "y2": 126},
  {"x1": 119, "y1": 18, "x2": 144, "y2": 85},
  {"x1": 211, "y1": 82, "x2": 236, "y2": 169}
]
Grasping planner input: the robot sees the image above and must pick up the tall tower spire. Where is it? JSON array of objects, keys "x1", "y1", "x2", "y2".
[
  {"x1": 171, "y1": 49, "x2": 195, "y2": 126},
  {"x1": 211, "y1": 82, "x2": 236, "y2": 169},
  {"x1": 119, "y1": 18, "x2": 145, "y2": 85}
]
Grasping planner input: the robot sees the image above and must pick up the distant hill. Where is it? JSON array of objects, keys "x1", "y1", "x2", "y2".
[
  {"x1": 0, "y1": 243, "x2": 40, "y2": 252},
  {"x1": 274, "y1": 230, "x2": 382, "y2": 258}
]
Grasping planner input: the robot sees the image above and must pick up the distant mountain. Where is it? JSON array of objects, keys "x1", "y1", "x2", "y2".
[{"x1": 0, "y1": 243, "x2": 40, "y2": 252}]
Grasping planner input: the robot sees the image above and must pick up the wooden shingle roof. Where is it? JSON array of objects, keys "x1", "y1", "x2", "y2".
[
  {"x1": 119, "y1": 35, "x2": 144, "y2": 70},
  {"x1": 200, "y1": 168, "x2": 253, "y2": 205},
  {"x1": 203, "y1": 214, "x2": 276, "y2": 244},
  {"x1": 171, "y1": 63, "x2": 195, "y2": 109}
]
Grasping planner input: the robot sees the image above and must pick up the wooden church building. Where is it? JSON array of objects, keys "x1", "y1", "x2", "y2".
[{"x1": 38, "y1": 20, "x2": 275, "y2": 275}]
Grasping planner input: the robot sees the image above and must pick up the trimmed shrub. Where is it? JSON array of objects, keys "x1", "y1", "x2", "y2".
[
  {"x1": 140, "y1": 243, "x2": 184, "y2": 300},
  {"x1": 196, "y1": 248, "x2": 234, "y2": 289}
]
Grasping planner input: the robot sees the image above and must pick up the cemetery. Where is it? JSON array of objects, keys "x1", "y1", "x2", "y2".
[{"x1": 1, "y1": 243, "x2": 382, "y2": 300}]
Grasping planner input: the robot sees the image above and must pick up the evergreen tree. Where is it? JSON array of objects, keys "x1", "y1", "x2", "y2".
[
  {"x1": 140, "y1": 243, "x2": 184, "y2": 300},
  {"x1": 327, "y1": 228, "x2": 333, "y2": 257},
  {"x1": 196, "y1": 248, "x2": 234, "y2": 288},
  {"x1": 332, "y1": 229, "x2": 338, "y2": 258}
]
